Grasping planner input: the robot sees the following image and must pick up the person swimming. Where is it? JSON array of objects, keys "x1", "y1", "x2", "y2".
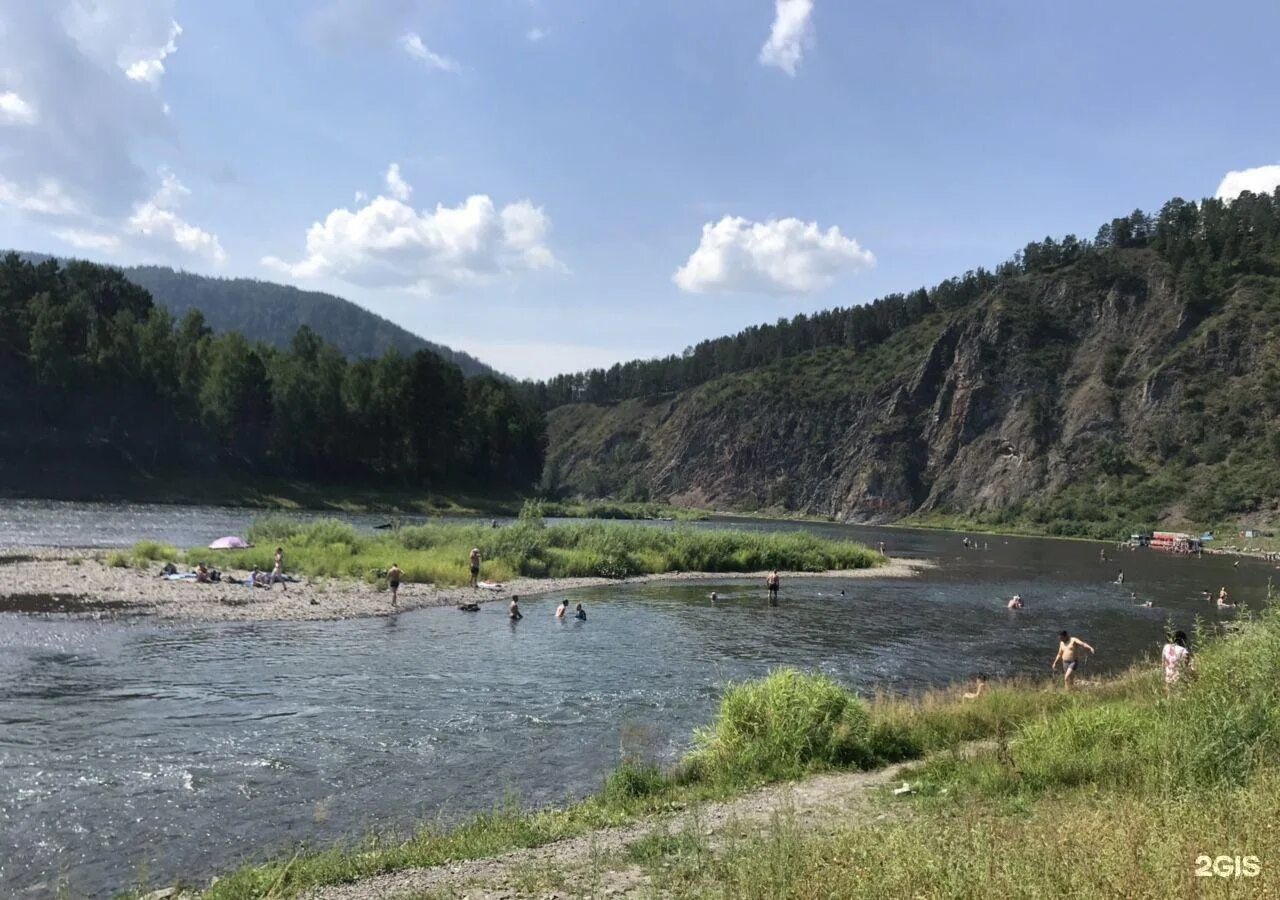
[
  {"x1": 509, "y1": 596, "x2": 523, "y2": 620},
  {"x1": 556, "y1": 598, "x2": 569, "y2": 619},
  {"x1": 709, "y1": 591, "x2": 718, "y2": 602},
  {"x1": 1007, "y1": 594, "x2": 1023, "y2": 609},
  {"x1": 575, "y1": 602, "x2": 586, "y2": 621}
]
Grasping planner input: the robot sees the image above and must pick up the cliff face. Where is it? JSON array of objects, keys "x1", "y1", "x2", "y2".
[{"x1": 545, "y1": 249, "x2": 1280, "y2": 533}]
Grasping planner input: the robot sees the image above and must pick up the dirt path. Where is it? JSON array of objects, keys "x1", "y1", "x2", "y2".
[{"x1": 309, "y1": 761, "x2": 917, "y2": 900}]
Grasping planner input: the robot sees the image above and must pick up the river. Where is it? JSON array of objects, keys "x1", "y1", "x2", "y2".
[{"x1": 0, "y1": 501, "x2": 1273, "y2": 897}]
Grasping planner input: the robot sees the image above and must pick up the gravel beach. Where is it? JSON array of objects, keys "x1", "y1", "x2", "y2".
[{"x1": 0, "y1": 549, "x2": 928, "y2": 623}]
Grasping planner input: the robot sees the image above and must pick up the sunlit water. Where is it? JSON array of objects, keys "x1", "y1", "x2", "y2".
[{"x1": 0, "y1": 502, "x2": 1274, "y2": 897}]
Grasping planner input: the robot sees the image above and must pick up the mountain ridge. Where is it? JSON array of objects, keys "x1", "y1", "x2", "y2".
[
  {"x1": 10, "y1": 252, "x2": 499, "y2": 378},
  {"x1": 541, "y1": 191, "x2": 1280, "y2": 537}
]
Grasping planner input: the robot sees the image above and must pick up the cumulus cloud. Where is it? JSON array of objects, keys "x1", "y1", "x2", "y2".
[
  {"x1": 759, "y1": 0, "x2": 814, "y2": 76},
  {"x1": 526, "y1": 27, "x2": 550, "y2": 43},
  {"x1": 126, "y1": 172, "x2": 226, "y2": 263},
  {"x1": 121, "y1": 20, "x2": 183, "y2": 85},
  {"x1": 51, "y1": 227, "x2": 122, "y2": 253},
  {"x1": 385, "y1": 163, "x2": 412, "y2": 202},
  {"x1": 673, "y1": 215, "x2": 874, "y2": 295},
  {"x1": 0, "y1": 0, "x2": 178, "y2": 219},
  {"x1": 1215, "y1": 164, "x2": 1280, "y2": 201},
  {"x1": 263, "y1": 166, "x2": 561, "y2": 294},
  {"x1": 0, "y1": 91, "x2": 37, "y2": 125},
  {"x1": 400, "y1": 32, "x2": 459, "y2": 72},
  {"x1": 0, "y1": 177, "x2": 81, "y2": 216}
]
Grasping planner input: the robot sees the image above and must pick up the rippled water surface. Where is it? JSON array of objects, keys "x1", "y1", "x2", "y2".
[{"x1": 0, "y1": 501, "x2": 1273, "y2": 897}]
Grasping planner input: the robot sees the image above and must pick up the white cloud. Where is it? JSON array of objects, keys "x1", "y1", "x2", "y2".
[
  {"x1": 400, "y1": 32, "x2": 459, "y2": 72},
  {"x1": 263, "y1": 166, "x2": 561, "y2": 294},
  {"x1": 759, "y1": 0, "x2": 814, "y2": 77},
  {"x1": 122, "y1": 20, "x2": 183, "y2": 85},
  {"x1": 0, "y1": 177, "x2": 81, "y2": 216},
  {"x1": 126, "y1": 172, "x2": 226, "y2": 263},
  {"x1": 0, "y1": 1, "x2": 177, "y2": 220},
  {"x1": 52, "y1": 228, "x2": 122, "y2": 253},
  {"x1": 673, "y1": 215, "x2": 874, "y2": 295},
  {"x1": 1215, "y1": 164, "x2": 1280, "y2": 201},
  {"x1": 526, "y1": 27, "x2": 550, "y2": 43},
  {"x1": 385, "y1": 163, "x2": 412, "y2": 202},
  {"x1": 0, "y1": 91, "x2": 37, "y2": 125}
]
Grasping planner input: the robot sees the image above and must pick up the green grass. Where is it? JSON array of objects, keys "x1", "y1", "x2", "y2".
[
  {"x1": 620, "y1": 608, "x2": 1280, "y2": 898},
  {"x1": 191, "y1": 514, "x2": 883, "y2": 587}
]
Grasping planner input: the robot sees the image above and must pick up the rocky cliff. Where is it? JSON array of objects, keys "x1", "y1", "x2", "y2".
[{"x1": 544, "y1": 245, "x2": 1280, "y2": 536}]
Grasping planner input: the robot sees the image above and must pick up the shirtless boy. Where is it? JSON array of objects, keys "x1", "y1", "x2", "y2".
[{"x1": 1051, "y1": 630, "x2": 1095, "y2": 689}]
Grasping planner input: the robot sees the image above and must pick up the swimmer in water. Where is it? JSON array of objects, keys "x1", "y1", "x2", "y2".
[
  {"x1": 709, "y1": 591, "x2": 718, "y2": 602},
  {"x1": 575, "y1": 602, "x2": 586, "y2": 621},
  {"x1": 1007, "y1": 594, "x2": 1023, "y2": 609},
  {"x1": 509, "y1": 596, "x2": 523, "y2": 620},
  {"x1": 556, "y1": 598, "x2": 569, "y2": 619}
]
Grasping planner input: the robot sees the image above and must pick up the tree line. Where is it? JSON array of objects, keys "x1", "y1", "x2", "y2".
[
  {"x1": 524, "y1": 189, "x2": 1280, "y2": 409},
  {"x1": 0, "y1": 254, "x2": 544, "y2": 487}
]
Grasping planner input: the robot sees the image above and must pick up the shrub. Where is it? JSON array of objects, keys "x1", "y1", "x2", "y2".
[
  {"x1": 132, "y1": 540, "x2": 179, "y2": 561},
  {"x1": 106, "y1": 550, "x2": 130, "y2": 568},
  {"x1": 688, "y1": 669, "x2": 873, "y2": 782}
]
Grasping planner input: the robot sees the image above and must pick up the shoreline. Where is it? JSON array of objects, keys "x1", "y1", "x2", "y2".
[{"x1": 0, "y1": 550, "x2": 929, "y2": 624}]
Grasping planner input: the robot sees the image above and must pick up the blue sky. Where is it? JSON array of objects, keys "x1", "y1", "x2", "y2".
[{"x1": 2, "y1": 0, "x2": 1279, "y2": 379}]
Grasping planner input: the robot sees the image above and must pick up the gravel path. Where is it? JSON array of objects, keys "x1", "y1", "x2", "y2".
[
  {"x1": 0, "y1": 551, "x2": 927, "y2": 624},
  {"x1": 309, "y1": 761, "x2": 917, "y2": 900}
]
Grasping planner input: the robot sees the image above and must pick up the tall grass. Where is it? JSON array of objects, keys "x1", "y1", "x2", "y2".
[
  {"x1": 201, "y1": 517, "x2": 882, "y2": 586},
  {"x1": 686, "y1": 669, "x2": 874, "y2": 781}
]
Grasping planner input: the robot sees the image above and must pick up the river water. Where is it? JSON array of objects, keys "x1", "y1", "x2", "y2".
[{"x1": 0, "y1": 502, "x2": 1273, "y2": 897}]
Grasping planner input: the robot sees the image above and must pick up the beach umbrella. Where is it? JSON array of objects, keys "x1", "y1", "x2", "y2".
[{"x1": 208, "y1": 536, "x2": 250, "y2": 550}]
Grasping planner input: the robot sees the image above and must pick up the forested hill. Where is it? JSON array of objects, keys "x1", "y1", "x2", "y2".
[
  {"x1": 13, "y1": 253, "x2": 498, "y2": 378},
  {"x1": 542, "y1": 190, "x2": 1280, "y2": 538},
  {"x1": 0, "y1": 253, "x2": 543, "y2": 497}
]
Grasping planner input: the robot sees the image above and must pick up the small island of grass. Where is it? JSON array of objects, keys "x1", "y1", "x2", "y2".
[{"x1": 200, "y1": 508, "x2": 883, "y2": 586}]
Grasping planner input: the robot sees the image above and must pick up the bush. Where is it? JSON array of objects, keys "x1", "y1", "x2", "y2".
[
  {"x1": 688, "y1": 669, "x2": 873, "y2": 782},
  {"x1": 106, "y1": 550, "x2": 130, "y2": 568},
  {"x1": 132, "y1": 540, "x2": 178, "y2": 561}
]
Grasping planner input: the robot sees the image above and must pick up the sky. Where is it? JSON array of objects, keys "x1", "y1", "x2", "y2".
[{"x1": 2, "y1": 0, "x2": 1279, "y2": 380}]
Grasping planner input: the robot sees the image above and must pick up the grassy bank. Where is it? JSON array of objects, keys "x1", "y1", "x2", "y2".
[
  {"x1": 170, "y1": 511, "x2": 882, "y2": 586},
  {"x1": 181, "y1": 602, "x2": 1280, "y2": 899},
  {"x1": 605, "y1": 611, "x2": 1280, "y2": 897}
]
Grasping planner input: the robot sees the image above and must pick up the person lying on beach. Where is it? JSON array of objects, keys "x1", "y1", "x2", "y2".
[{"x1": 195, "y1": 563, "x2": 210, "y2": 584}]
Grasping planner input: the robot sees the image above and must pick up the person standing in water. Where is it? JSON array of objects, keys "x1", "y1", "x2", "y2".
[
  {"x1": 387, "y1": 563, "x2": 402, "y2": 607},
  {"x1": 272, "y1": 547, "x2": 287, "y2": 592},
  {"x1": 469, "y1": 547, "x2": 482, "y2": 588},
  {"x1": 575, "y1": 602, "x2": 587, "y2": 620},
  {"x1": 766, "y1": 570, "x2": 780, "y2": 606},
  {"x1": 509, "y1": 596, "x2": 523, "y2": 620},
  {"x1": 1051, "y1": 630, "x2": 1095, "y2": 690},
  {"x1": 1161, "y1": 631, "x2": 1191, "y2": 694},
  {"x1": 555, "y1": 598, "x2": 569, "y2": 619}
]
